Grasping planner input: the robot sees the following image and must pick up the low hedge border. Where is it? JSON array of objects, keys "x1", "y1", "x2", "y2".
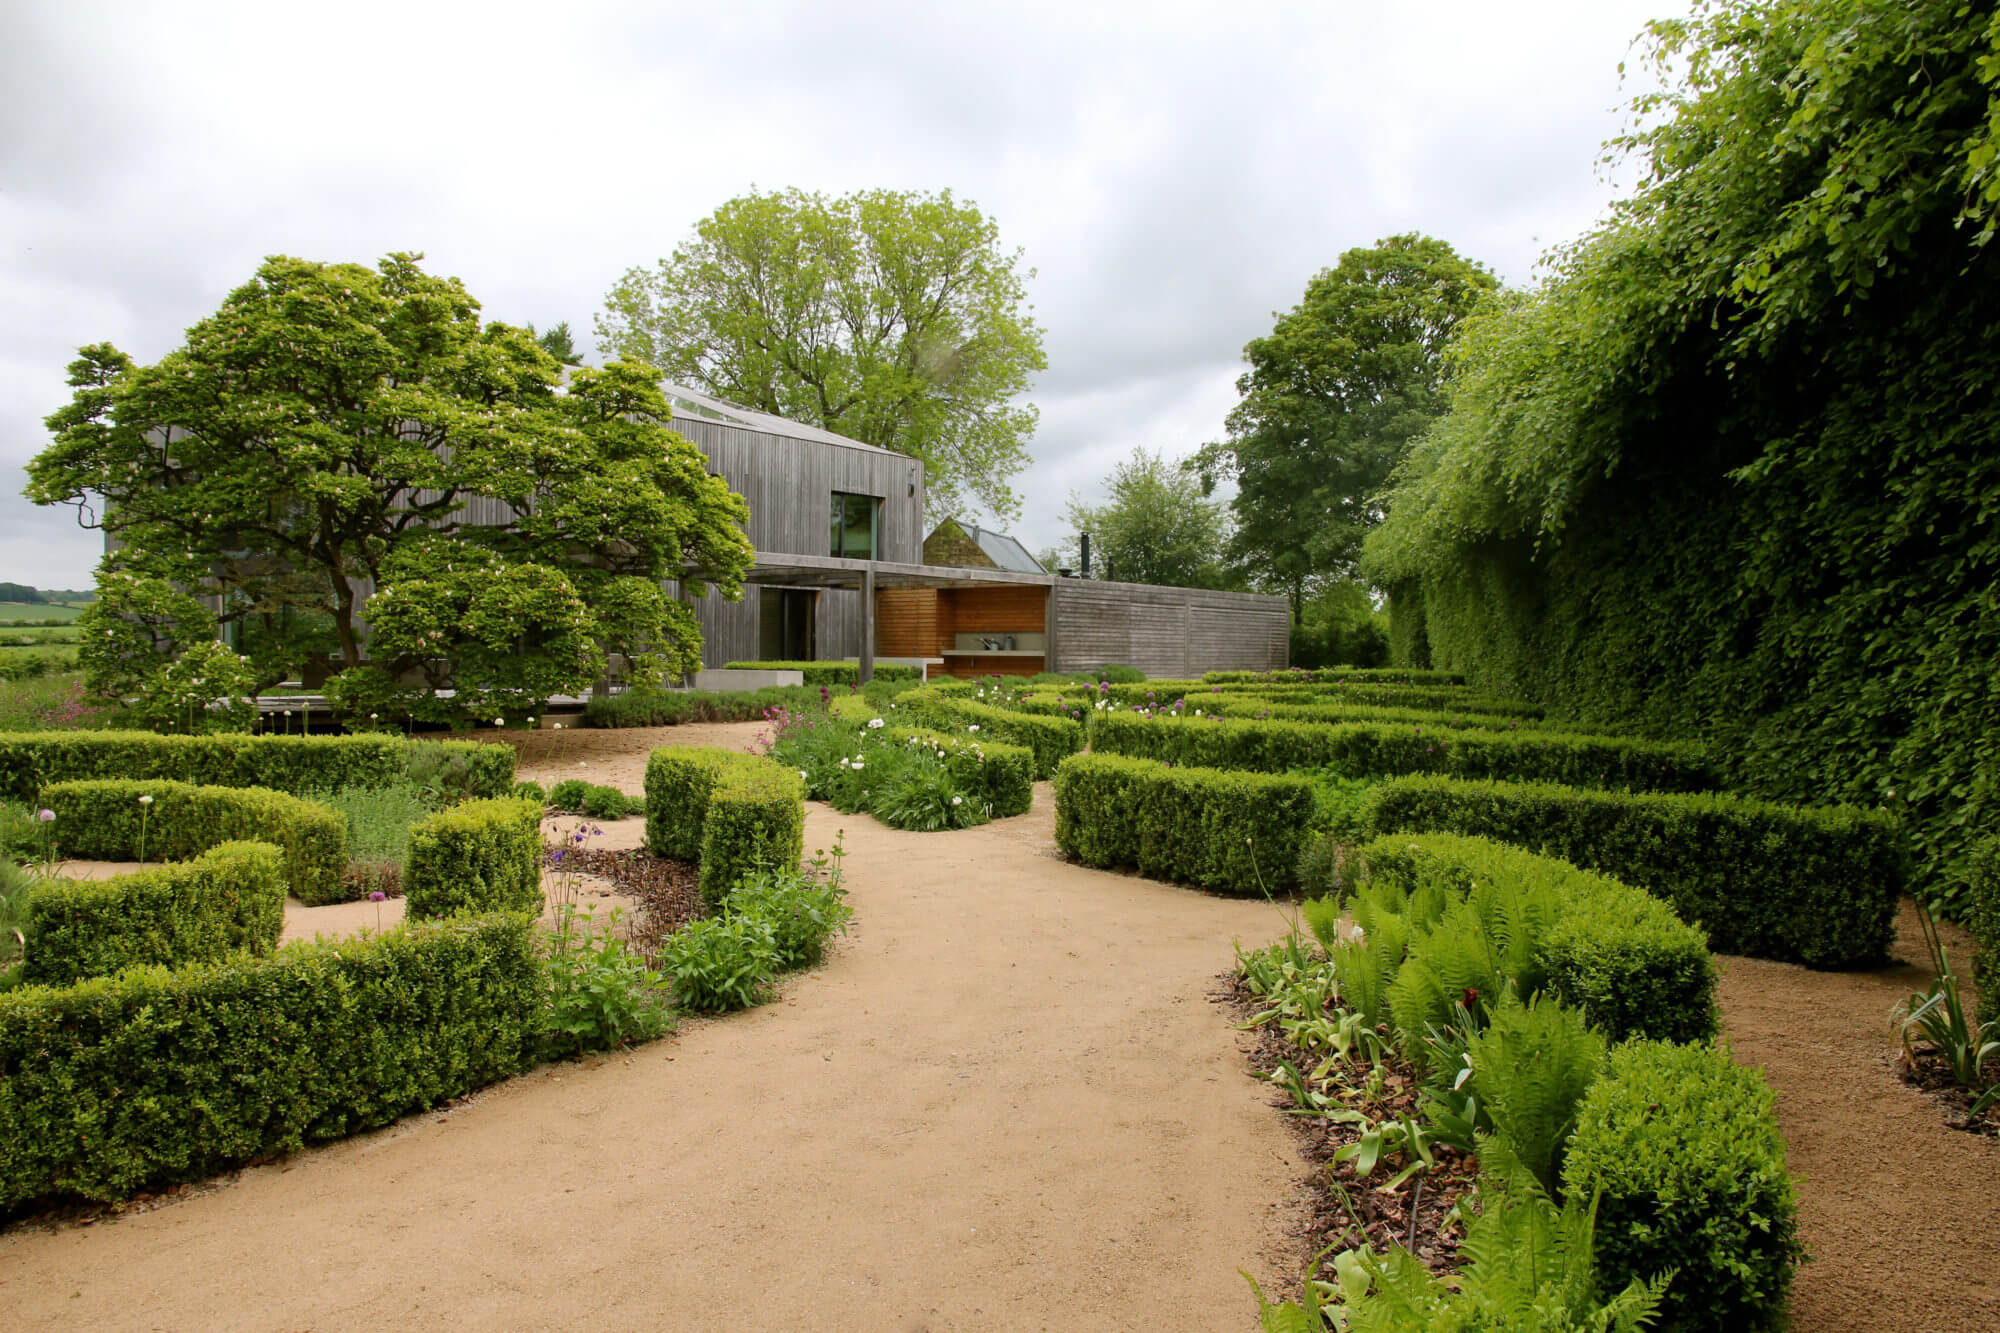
[
  {"x1": 22, "y1": 841, "x2": 287, "y2": 987},
  {"x1": 1087, "y1": 712, "x2": 1714, "y2": 793},
  {"x1": 1207, "y1": 695, "x2": 1583, "y2": 735},
  {"x1": 1566, "y1": 1039, "x2": 1803, "y2": 1332},
  {"x1": 882, "y1": 726, "x2": 1035, "y2": 818},
  {"x1": 0, "y1": 913, "x2": 540, "y2": 1209},
  {"x1": 1963, "y1": 834, "x2": 2000, "y2": 1025},
  {"x1": 1365, "y1": 775, "x2": 1904, "y2": 968},
  {"x1": 721, "y1": 661, "x2": 923, "y2": 686},
  {"x1": 43, "y1": 778, "x2": 348, "y2": 907},
  {"x1": 1354, "y1": 832, "x2": 1718, "y2": 1044},
  {"x1": 1052, "y1": 752, "x2": 1316, "y2": 894},
  {"x1": 403, "y1": 797, "x2": 544, "y2": 920},
  {"x1": 644, "y1": 748, "x2": 806, "y2": 905},
  {"x1": 0, "y1": 731, "x2": 513, "y2": 803},
  {"x1": 1202, "y1": 667, "x2": 1469, "y2": 687},
  {"x1": 899, "y1": 686, "x2": 1084, "y2": 779}
]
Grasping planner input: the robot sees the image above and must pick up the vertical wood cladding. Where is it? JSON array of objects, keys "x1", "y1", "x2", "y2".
[{"x1": 1051, "y1": 581, "x2": 1288, "y2": 676}]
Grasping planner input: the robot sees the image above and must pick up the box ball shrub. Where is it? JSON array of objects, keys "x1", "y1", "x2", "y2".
[
  {"x1": 43, "y1": 778, "x2": 348, "y2": 906},
  {"x1": 22, "y1": 841, "x2": 286, "y2": 986},
  {"x1": 644, "y1": 748, "x2": 805, "y2": 905},
  {"x1": 1565, "y1": 1039, "x2": 1804, "y2": 1332},
  {"x1": 402, "y1": 796, "x2": 545, "y2": 920}
]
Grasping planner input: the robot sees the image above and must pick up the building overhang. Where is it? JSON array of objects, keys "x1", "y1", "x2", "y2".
[{"x1": 735, "y1": 552, "x2": 1055, "y2": 591}]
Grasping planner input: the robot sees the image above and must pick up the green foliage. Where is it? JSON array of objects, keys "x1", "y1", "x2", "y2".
[
  {"x1": 597, "y1": 186, "x2": 1046, "y2": 521},
  {"x1": 881, "y1": 726, "x2": 1034, "y2": 819},
  {"x1": 1059, "y1": 445, "x2": 1237, "y2": 589},
  {"x1": 1463, "y1": 995, "x2": 1606, "y2": 1200},
  {"x1": 1089, "y1": 711, "x2": 1714, "y2": 793},
  {"x1": 510, "y1": 780, "x2": 547, "y2": 803},
  {"x1": 1566, "y1": 1040, "x2": 1803, "y2": 1332},
  {"x1": 656, "y1": 912, "x2": 779, "y2": 1013},
  {"x1": 899, "y1": 684, "x2": 1084, "y2": 778},
  {"x1": 540, "y1": 905, "x2": 672, "y2": 1059},
  {"x1": 134, "y1": 639, "x2": 258, "y2": 735},
  {"x1": 725, "y1": 861, "x2": 854, "y2": 971},
  {"x1": 1366, "y1": 775, "x2": 1902, "y2": 969},
  {"x1": 43, "y1": 778, "x2": 347, "y2": 906},
  {"x1": 1892, "y1": 899, "x2": 2000, "y2": 1112},
  {"x1": 586, "y1": 682, "x2": 840, "y2": 727},
  {"x1": 401, "y1": 739, "x2": 516, "y2": 804},
  {"x1": 28, "y1": 252, "x2": 753, "y2": 719},
  {"x1": 1194, "y1": 233, "x2": 1498, "y2": 614},
  {"x1": 1964, "y1": 836, "x2": 2000, "y2": 1026},
  {"x1": 21, "y1": 842, "x2": 285, "y2": 986},
  {"x1": 643, "y1": 747, "x2": 805, "y2": 905},
  {"x1": 315, "y1": 783, "x2": 428, "y2": 875},
  {"x1": 547, "y1": 778, "x2": 592, "y2": 812},
  {"x1": 71, "y1": 574, "x2": 218, "y2": 703},
  {"x1": 1362, "y1": 0, "x2": 2000, "y2": 904},
  {"x1": 579, "y1": 784, "x2": 632, "y2": 820},
  {"x1": 1051, "y1": 752, "x2": 1318, "y2": 894},
  {"x1": 402, "y1": 796, "x2": 544, "y2": 920},
  {"x1": 0, "y1": 913, "x2": 539, "y2": 1208},
  {"x1": 1356, "y1": 833, "x2": 1717, "y2": 1045}
]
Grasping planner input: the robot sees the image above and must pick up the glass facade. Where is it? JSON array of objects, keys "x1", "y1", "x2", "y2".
[{"x1": 830, "y1": 492, "x2": 879, "y2": 560}]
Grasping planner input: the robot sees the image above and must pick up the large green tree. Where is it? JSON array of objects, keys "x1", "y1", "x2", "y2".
[
  {"x1": 1197, "y1": 234, "x2": 1497, "y2": 617},
  {"x1": 1060, "y1": 447, "x2": 1236, "y2": 589},
  {"x1": 28, "y1": 253, "x2": 753, "y2": 724},
  {"x1": 596, "y1": 187, "x2": 1046, "y2": 522},
  {"x1": 1364, "y1": 0, "x2": 2000, "y2": 909}
]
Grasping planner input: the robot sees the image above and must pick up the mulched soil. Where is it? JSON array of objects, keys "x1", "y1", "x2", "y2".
[
  {"x1": 558, "y1": 846, "x2": 705, "y2": 960},
  {"x1": 1215, "y1": 970, "x2": 1476, "y2": 1294},
  {"x1": 1895, "y1": 1047, "x2": 2000, "y2": 1137}
]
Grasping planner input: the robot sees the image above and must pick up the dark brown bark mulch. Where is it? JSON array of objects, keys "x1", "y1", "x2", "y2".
[
  {"x1": 1895, "y1": 1047, "x2": 2000, "y2": 1136},
  {"x1": 1214, "y1": 969, "x2": 1477, "y2": 1294},
  {"x1": 552, "y1": 846, "x2": 706, "y2": 961}
]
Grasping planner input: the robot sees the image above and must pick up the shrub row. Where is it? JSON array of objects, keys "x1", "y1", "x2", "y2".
[
  {"x1": 899, "y1": 686, "x2": 1084, "y2": 778},
  {"x1": 403, "y1": 796, "x2": 545, "y2": 920},
  {"x1": 0, "y1": 913, "x2": 540, "y2": 1208},
  {"x1": 1096, "y1": 679, "x2": 1544, "y2": 720},
  {"x1": 1963, "y1": 834, "x2": 2000, "y2": 1025},
  {"x1": 1201, "y1": 667, "x2": 1469, "y2": 686},
  {"x1": 644, "y1": 748, "x2": 806, "y2": 905},
  {"x1": 1088, "y1": 711, "x2": 1715, "y2": 793},
  {"x1": 720, "y1": 661, "x2": 923, "y2": 686},
  {"x1": 1354, "y1": 832, "x2": 1717, "y2": 1044},
  {"x1": 584, "y1": 684, "x2": 821, "y2": 728},
  {"x1": 1566, "y1": 1039, "x2": 1803, "y2": 1331},
  {"x1": 22, "y1": 841, "x2": 286, "y2": 987},
  {"x1": 0, "y1": 731, "x2": 513, "y2": 803},
  {"x1": 1365, "y1": 774, "x2": 1904, "y2": 968},
  {"x1": 1207, "y1": 694, "x2": 1580, "y2": 735},
  {"x1": 1052, "y1": 752, "x2": 1316, "y2": 894},
  {"x1": 45, "y1": 778, "x2": 349, "y2": 906},
  {"x1": 882, "y1": 726, "x2": 1035, "y2": 818}
]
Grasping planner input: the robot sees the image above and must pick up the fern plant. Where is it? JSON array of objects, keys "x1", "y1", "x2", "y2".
[
  {"x1": 1387, "y1": 901, "x2": 1506, "y2": 1071},
  {"x1": 1467, "y1": 993, "x2": 1606, "y2": 1199}
]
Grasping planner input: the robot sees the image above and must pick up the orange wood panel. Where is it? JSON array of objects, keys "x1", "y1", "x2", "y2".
[{"x1": 875, "y1": 588, "x2": 937, "y2": 658}]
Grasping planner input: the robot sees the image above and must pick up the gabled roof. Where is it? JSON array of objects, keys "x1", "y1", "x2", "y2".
[
  {"x1": 955, "y1": 521, "x2": 1045, "y2": 575},
  {"x1": 659, "y1": 381, "x2": 899, "y2": 455}
]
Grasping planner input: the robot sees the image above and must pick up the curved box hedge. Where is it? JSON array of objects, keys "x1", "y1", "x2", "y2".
[
  {"x1": 1088, "y1": 711, "x2": 1713, "y2": 793},
  {"x1": 899, "y1": 686, "x2": 1084, "y2": 779},
  {"x1": 0, "y1": 913, "x2": 539, "y2": 1209},
  {"x1": 1052, "y1": 752, "x2": 1316, "y2": 894},
  {"x1": 22, "y1": 841, "x2": 287, "y2": 987},
  {"x1": 43, "y1": 778, "x2": 348, "y2": 906},
  {"x1": 1354, "y1": 832, "x2": 1717, "y2": 1044},
  {"x1": 0, "y1": 731, "x2": 512, "y2": 803},
  {"x1": 1364, "y1": 774, "x2": 1903, "y2": 968},
  {"x1": 403, "y1": 796, "x2": 544, "y2": 920},
  {"x1": 644, "y1": 747, "x2": 805, "y2": 904},
  {"x1": 722, "y1": 661, "x2": 923, "y2": 686},
  {"x1": 882, "y1": 726, "x2": 1034, "y2": 819}
]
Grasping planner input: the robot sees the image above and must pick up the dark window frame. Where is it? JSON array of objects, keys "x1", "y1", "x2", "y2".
[{"x1": 830, "y1": 491, "x2": 880, "y2": 560}]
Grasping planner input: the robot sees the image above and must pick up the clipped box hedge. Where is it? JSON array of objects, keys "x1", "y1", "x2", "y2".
[
  {"x1": 883, "y1": 726, "x2": 1035, "y2": 818},
  {"x1": 644, "y1": 747, "x2": 805, "y2": 904},
  {"x1": 900, "y1": 685, "x2": 1084, "y2": 779},
  {"x1": 722, "y1": 661, "x2": 923, "y2": 686},
  {"x1": 1354, "y1": 832, "x2": 1718, "y2": 1044},
  {"x1": 0, "y1": 730, "x2": 514, "y2": 803},
  {"x1": 1207, "y1": 694, "x2": 1582, "y2": 736},
  {"x1": 44, "y1": 778, "x2": 348, "y2": 906},
  {"x1": 1566, "y1": 1040, "x2": 1803, "y2": 1332},
  {"x1": 403, "y1": 796, "x2": 544, "y2": 920},
  {"x1": 22, "y1": 841, "x2": 286, "y2": 987},
  {"x1": 1964, "y1": 834, "x2": 2000, "y2": 1025},
  {"x1": 1088, "y1": 712, "x2": 1713, "y2": 793},
  {"x1": 1052, "y1": 752, "x2": 1317, "y2": 894},
  {"x1": 0, "y1": 913, "x2": 540, "y2": 1209},
  {"x1": 1201, "y1": 667, "x2": 1469, "y2": 686},
  {"x1": 1365, "y1": 775, "x2": 1903, "y2": 968}
]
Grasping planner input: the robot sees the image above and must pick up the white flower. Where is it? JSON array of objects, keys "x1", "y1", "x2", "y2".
[
  {"x1": 839, "y1": 758, "x2": 850, "y2": 768},
  {"x1": 369, "y1": 713, "x2": 378, "y2": 721},
  {"x1": 799, "y1": 770, "x2": 808, "y2": 780},
  {"x1": 867, "y1": 717, "x2": 884, "y2": 729},
  {"x1": 851, "y1": 761, "x2": 865, "y2": 771},
  {"x1": 138, "y1": 794, "x2": 154, "y2": 806},
  {"x1": 495, "y1": 717, "x2": 505, "y2": 726},
  {"x1": 967, "y1": 725, "x2": 979, "y2": 732},
  {"x1": 951, "y1": 795, "x2": 963, "y2": 806}
]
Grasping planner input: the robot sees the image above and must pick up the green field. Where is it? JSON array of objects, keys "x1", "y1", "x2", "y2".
[{"x1": 0, "y1": 602, "x2": 87, "y2": 624}]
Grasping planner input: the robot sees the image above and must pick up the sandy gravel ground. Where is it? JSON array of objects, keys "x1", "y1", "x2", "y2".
[{"x1": 0, "y1": 777, "x2": 1302, "y2": 1331}]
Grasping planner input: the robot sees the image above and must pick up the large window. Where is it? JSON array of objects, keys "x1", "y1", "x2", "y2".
[{"x1": 830, "y1": 492, "x2": 879, "y2": 560}]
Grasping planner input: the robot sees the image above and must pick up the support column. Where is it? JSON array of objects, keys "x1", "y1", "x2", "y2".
[
  {"x1": 1043, "y1": 578, "x2": 1059, "y2": 675},
  {"x1": 859, "y1": 567, "x2": 876, "y2": 685}
]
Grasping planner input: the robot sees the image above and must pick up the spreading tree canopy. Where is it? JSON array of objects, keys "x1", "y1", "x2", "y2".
[
  {"x1": 1197, "y1": 234, "x2": 1497, "y2": 616},
  {"x1": 596, "y1": 187, "x2": 1046, "y2": 522},
  {"x1": 27, "y1": 253, "x2": 753, "y2": 725},
  {"x1": 1060, "y1": 447, "x2": 1236, "y2": 589}
]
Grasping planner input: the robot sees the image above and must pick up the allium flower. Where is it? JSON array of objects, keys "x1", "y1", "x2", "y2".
[
  {"x1": 799, "y1": 770, "x2": 808, "y2": 780},
  {"x1": 950, "y1": 795, "x2": 963, "y2": 806},
  {"x1": 138, "y1": 794, "x2": 154, "y2": 806},
  {"x1": 967, "y1": 724, "x2": 979, "y2": 732},
  {"x1": 37, "y1": 808, "x2": 54, "y2": 822},
  {"x1": 495, "y1": 717, "x2": 505, "y2": 726},
  {"x1": 867, "y1": 717, "x2": 884, "y2": 729},
  {"x1": 368, "y1": 891, "x2": 387, "y2": 903}
]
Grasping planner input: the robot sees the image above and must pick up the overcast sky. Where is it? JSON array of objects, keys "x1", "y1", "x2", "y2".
[{"x1": 1, "y1": 0, "x2": 1671, "y2": 588}]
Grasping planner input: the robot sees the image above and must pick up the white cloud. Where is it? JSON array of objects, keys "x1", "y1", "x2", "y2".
[{"x1": 0, "y1": 0, "x2": 1667, "y2": 587}]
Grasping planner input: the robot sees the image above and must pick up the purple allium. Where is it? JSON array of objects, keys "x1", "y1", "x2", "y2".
[
  {"x1": 368, "y1": 891, "x2": 387, "y2": 903},
  {"x1": 36, "y1": 808, "x2": 54, "y2": 822}
]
